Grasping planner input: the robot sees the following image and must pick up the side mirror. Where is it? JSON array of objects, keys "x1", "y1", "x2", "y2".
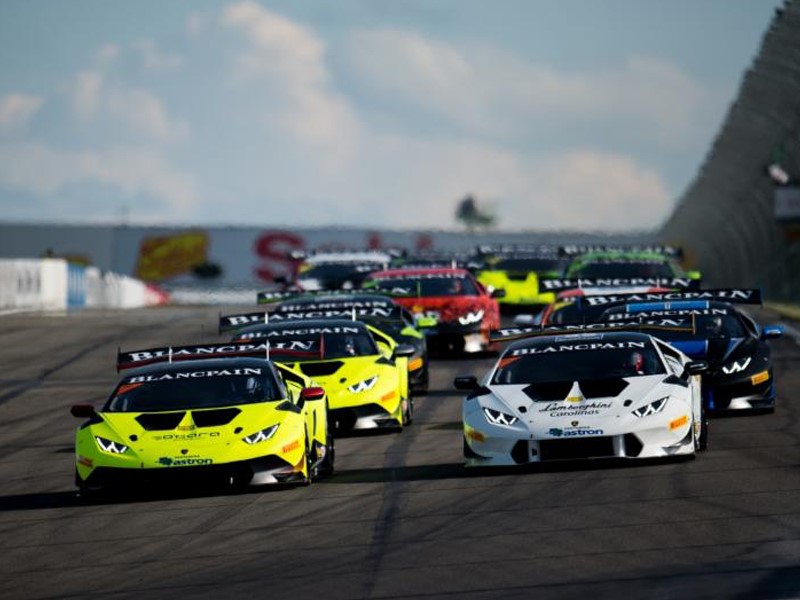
[
  {"x1": 454, "y1": 376, "x2": 479, "y2": 391},
  {"x1": 300, "y1": 387, "x2": 326, "y2": 401},
  {"x1": 394, "y1": 343, "x2": 416, "y2": 358},
  {"x1": 683, "y1": 361, "x2": 708, "y2": 376},
  {"x1": 490, "y1": 288, "x2": 506, "y2": 299},
  {"x1": 71, "y1": 403, "x2": 96, "y2": 418},
  {"x1": 761, "y1": 325, "x2": 784, "y2": 340}
]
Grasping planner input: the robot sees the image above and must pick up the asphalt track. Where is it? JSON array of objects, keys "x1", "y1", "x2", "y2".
[{"x1": 2, "y1": 306, "x2": 800, "y2": 600}]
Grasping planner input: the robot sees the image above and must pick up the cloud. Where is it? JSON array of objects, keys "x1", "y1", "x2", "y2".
[
  {"x1": 220, "y1": 1, "x2": 360, "y2": 163},
  {"x1": 68, "y1": 70, "x2": 189, "y2": 142},
  {"x1": 345, "y1": 28, "x2": 713, "y2": 146},
  {"x1": 134, "y1": 40, "x2": 182, "y2": 70},
  {"x1": 0, "y1": 93, "x2": 44, "y2": 132},
  {"x1": 0, "y1": 142, "x2": 198, "y2": 217}
]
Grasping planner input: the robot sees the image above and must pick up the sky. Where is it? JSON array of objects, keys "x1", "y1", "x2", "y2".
[{"x1": 0, "y1": 0, "x2": 781, "y2": 231}]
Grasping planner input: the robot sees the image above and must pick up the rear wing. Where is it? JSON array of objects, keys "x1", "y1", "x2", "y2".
[
  {"x1": 475, "y1": 244, "x2": 560, "y2": 257},
  {"x1": 577, "y1": 288, "x2": 763, "y2": 308},
  {"x1": 219, "y1": 306, "x2": 404, "y2": 333},
  {"x1": 558, "y1": 244, "x2": 683, "y2": 258},
  {"x1": 257, "y1": 289, "x2": 398, "y2": 305},
  {"x1": 540, "y1": 277, "x2": 701, "y2": 292},
  {"x1": 489, "y1": 318, "x2": 696, "y2": 344},
  {"x1": 117, "y1": 341, "x2": 321, "y2": 371}
]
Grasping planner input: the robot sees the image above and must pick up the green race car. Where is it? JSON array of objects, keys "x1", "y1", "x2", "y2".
[
  {"x1": 562, "y1": 247, "x2": 701, "y2": 281},
  {"x1": 72, "y1": 342, "x2": 333, "y2": 494}
]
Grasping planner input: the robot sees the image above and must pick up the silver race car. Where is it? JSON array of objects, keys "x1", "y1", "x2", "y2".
[{"x1": 457, "y1": 321, "x2": 708, "y2": 467}]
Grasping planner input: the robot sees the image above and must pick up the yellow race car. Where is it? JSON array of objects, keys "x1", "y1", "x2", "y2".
[
  {"x1": 232, "y1": 319, "x2": 414, "y2": 431},
  {"x1": 71, "y1": 342, "x2": 333, "y2": 495}
]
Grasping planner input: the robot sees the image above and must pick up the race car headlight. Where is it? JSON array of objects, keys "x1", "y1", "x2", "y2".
[
  {"x1": 632, "y1": 397, "x2": 669, "y2": 418},
  {"x1": 722, "y1": 356, "x2": 752, "y2": 375},
  {"x1": 482, "y1": 407, "x2": 518, "y2": 426},
  {"x1": 348, "y1": 376, "x2": 378, "y2": 393},
  {"x1": 243, "y1": 424, "x2": 279, "y2": 445},
  {"x1": 95, "y1": 436, "x2": 128, "y2": 454},
  {"x1": 458, "y1": 310, "x2": 484, "y2": 326}
]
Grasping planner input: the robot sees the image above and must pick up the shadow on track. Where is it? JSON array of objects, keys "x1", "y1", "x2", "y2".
[{"x1": 323, "y1": 455, "x2": 694, "y2": 485}]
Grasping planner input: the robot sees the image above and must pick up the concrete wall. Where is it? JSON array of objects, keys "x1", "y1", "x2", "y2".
[{"x1": 660, "y1": 1, "x2": 800, "y2": 300}]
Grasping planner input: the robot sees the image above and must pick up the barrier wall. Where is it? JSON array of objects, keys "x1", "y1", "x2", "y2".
[
  {"x1": 0, "y1": 259, "x2": 169, "y2": 311},
  {"x1": 660, "y1": 1, "x2": 800, "y2": 300}
]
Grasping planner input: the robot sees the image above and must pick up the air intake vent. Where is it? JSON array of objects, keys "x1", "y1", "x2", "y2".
[
  {"x1": 192, "y1": 408, "x2": 241, "y2": 427},
  {"x1": 299, "y1": 361, "x2": 344, "y2": 377},
  {"x1": 522, "y1": 381, "x2": 573, "y2": 401},
  {"x1": 135, "y1": 412, "x2": 186, "y2": 431},
  {"x1": 578, "y1": 378, "x2": 628, "y2": 398}
]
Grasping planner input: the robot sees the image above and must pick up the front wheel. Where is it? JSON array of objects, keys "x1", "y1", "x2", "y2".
[
  {"x1": 316, "y1": 431, "x2": 335, "y2": 479},
  {"x1": 402, "y1": 396, "x2": 414, "y2": 426}
]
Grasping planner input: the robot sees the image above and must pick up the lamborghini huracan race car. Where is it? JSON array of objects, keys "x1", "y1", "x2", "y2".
[
  {"x1": 71, "y1": 343, "x2": 334, "y2": 494},
  {"x1": 231, "y1": 319, "x2": 413, "y2": 431},
  {"x1": 599, "y1": 289, "x2": 783, "y2": 412},
  {"x1": 291, "y1": 251, "x2": 393, "y2": 291},
  {"x1": 473, "y1": 245, "x2": 565, "y2": 310},
  {"x1": 364, "y1": 267, "x2": 502, "y2": 354},
  {"x1": 561, "y1": 246, "x2": 700, "y2": 282},
  {"x1": 231, "y1": 292, "x2": 429, "y2": 394},
  {"x1": 457, "y1": 321, "x2": 707, "y2": 467}
]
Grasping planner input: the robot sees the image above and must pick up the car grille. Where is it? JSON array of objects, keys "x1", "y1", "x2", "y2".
[{"x1": 539, "y1": 437, "x2": 615, "y2": 461}]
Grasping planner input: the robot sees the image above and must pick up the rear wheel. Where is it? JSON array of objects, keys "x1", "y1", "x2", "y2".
[
  {"x1": 402, "y1": 395, "x2": 414, "y2": 426},
  {"x1": 316, "y1": 431, "x2": 335, "y2": 478},
  {"x1": 698, "y1": 408, "x2": 709, "y2": 452}
]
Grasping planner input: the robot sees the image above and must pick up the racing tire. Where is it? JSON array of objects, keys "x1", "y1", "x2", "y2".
[
  {"x1": 402, "y1": 396, "x2": 414, "y2": 427},
  {"x1": 316, "y1": 431, "x2": 335, "y2": 479},
  {"x1": 301, "y1": 429, "x2": 313, "y2": 486},
  {"x1": 699, "y1": 411, "x2": 709, "y2": 452}
]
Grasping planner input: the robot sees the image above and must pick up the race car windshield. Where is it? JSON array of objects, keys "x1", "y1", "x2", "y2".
[
  {"x1": 106, "y1": 372, "x2": 283, "y2": 412},
  {"x1": 373, "y1": 276, "x2": 478, "y2": 297},
  {"x1": 494, "y1": 258, "x2": 562, "y2": 272},
  {"x1": 299, "y1": 264, "x2": 378, "y2": 285},
  {"x1": 492, "y1": 346, "x2": 665, "y2": 385},
  {"x1": 570, "y1": 262, "x2": 675, "y2": 279}
]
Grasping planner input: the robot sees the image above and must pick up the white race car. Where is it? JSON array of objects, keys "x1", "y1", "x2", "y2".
[{"x1": 457, "y1": 323, "x2": 708, "y2": 467}]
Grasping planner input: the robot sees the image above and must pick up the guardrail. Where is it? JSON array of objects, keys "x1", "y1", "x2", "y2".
[{"x1": 0, "y1": 259, "x2": 169, "y2": 311}]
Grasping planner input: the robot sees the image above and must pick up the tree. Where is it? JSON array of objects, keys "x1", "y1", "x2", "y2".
[{"x1": 455, "y1": 194, "x2": 495, "y2": 229}]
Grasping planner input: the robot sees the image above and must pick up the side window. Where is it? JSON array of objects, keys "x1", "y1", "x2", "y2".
[{"x1": 655, "y1": 340, "x2": 684, "y2": 375}]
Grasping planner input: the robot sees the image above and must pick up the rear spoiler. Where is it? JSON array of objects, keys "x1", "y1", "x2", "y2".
[
  {"x1": 558, "y1": 244, "x2": 683, "y2": 258},
  {"x1": 577, "y1": 288, "x2": 763, "y2": 308},
  {"x1": 256, "y1": 289, "x2": 398, "y2": 305},
  {"x1": 540, "y1": 277, "x2": 701, "y2": 292},
  {"x1": 117, "y1": 341, "x2": 321, "y2": 371},
  {"x1": 475, "y1": 244, "x2": 560, "y2": 257},
  {"x1": 219, "y1": 306, "x2": 403, "y2": 333},
  {"x1": 489, "y1": 318, "x2": 696, "y2": 343}
]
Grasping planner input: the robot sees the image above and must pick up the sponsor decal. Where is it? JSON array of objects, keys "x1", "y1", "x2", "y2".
[
  {"x1": 153, "y1": 432, "x2": 221, "y2": 440},
  {"x1": 541, "y1": 278, "x2": 694, "y2": 291},
  {"x1": 607, "y1": 308, "x2": 730, "y2": 320},
  {"x1": 379, "y1": 273, "x2": 464, "y2": 281},
  {"x1": 177, "y1": 424, "x2": 196, "y2": 432},
  {"x1": 466, "y1": 426, "x2": 485, "y2": 443},
  {"x1": 547, "y1": 427, "x2": 604, "y2": 437},
  {"x1": 135, "y1": 231, "x2": 209, "y2": 282},
  {"x1": 751, "y1": 370, "x2": 770, "y2": 385},
  {"x1": 281, "y1": 440, "x2": 301, "y2": 454},
  {"x1": 125, "y1": 368, "x2": 263, "y2": 384},
  {"x1": 157, "y1": 456, "x2": 213, "y2": 467},
  {"x1": 538, "y1": 401, "x2": 613, "y2": 418},
  {"x1": 513, "y1": 341, "x2": 646, "y2": 356},
  {"x1": 669, "y1": 415, "x2": 689, "y2": 430},
  {"x1": 267, "y1": 308, "x2": 394, "y2": 321},
  {"x1": 583, "y1": 289, "x2": 760, "y2": 307}
]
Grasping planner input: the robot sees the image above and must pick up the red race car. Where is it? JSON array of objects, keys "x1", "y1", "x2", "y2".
[{"x1": 365, "y1": 267, "x2": 502, "y2": 353}]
